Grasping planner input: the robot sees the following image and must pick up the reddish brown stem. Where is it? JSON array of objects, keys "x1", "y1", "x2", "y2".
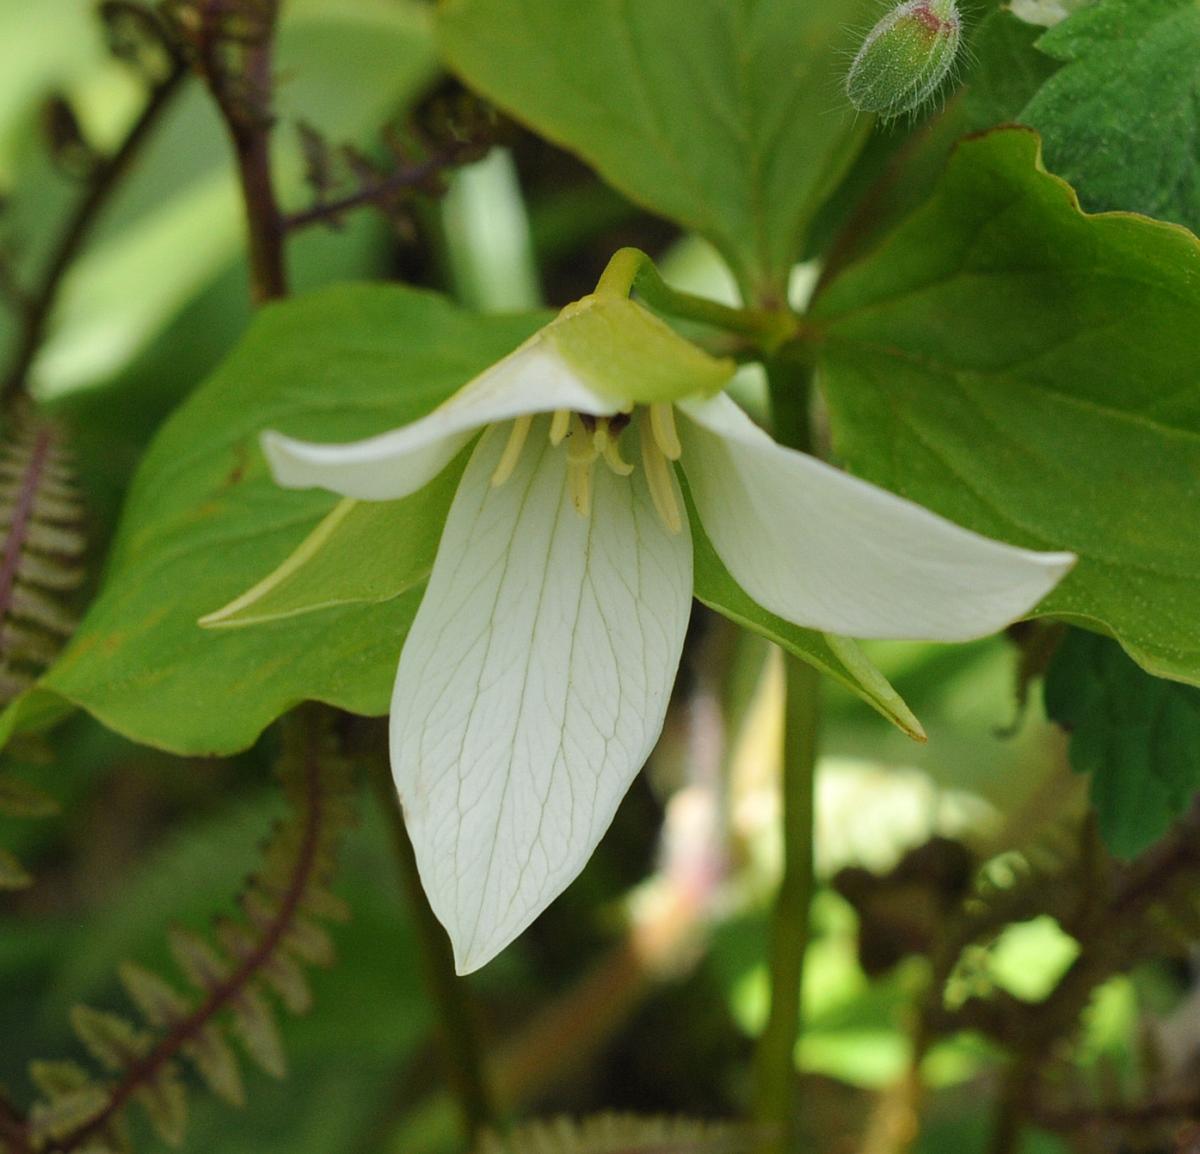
[
  {"x1": 284, "y1": 141, "x2": 489, "y2": 234},
  {"x1": 188, "y1": 0, "x2": 287, "y2": 304},
  {"x1": 1, "y1": 66, "x2": 187, "y2": 403}
]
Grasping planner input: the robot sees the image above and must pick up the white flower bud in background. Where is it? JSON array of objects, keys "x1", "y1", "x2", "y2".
[
  {"x1": 1010, "y1": 0, "x2": 1090, "y2": 27},
  {"x1": 845, "y1": 0, "x2": 963, "y2": 120}
]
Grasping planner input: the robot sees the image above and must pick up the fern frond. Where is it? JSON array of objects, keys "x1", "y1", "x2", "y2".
[
  {"x1": 0, "y1": 411, "x2": 83, "y2": 891},
  {"x1": 0, "y1": 410, "x2": 86, "y2": 704},
  {"x1": 473, "y1": 1115, "x2": 760, "y2": 1154},
  {"x1": 0, "y1": 773, "x2": 59, "y2": 891},
  {"x1": 18, "y1": 707, "x2": 356, "y2": 1153}
]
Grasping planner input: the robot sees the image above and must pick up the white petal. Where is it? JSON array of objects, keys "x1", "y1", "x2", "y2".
[
  {"x1": 391, "y1": 418, "x2": 693, "y2": 973},
  {"x1": 678, "y1": 394, "x2": 1075, "y2": 642},
  {"x1": 262, "y1": 340, "x2": 621, "y2": 500}
]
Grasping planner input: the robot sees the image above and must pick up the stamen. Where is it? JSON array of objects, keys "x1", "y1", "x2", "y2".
[
  {"x1": 568, "y1": 460, "x2": 593, "y2": 517},
  {"x1": 593, "y1": 419, "x2": 635, "y2": 477},
  {"x1": 566, "y1": 413, "x2": 599, "y2": 466},
  {"x1": 649, "y1": 403, "x2": 683, "y2": 461},
  {"x1": 601, "y1": 437, "x2": 635, "y2": 477},
  {"x1": 639, "y1": 411, "x2": 683, "y2": 535},
  {"x1": 490, "y1": 414, "x2": 533, "y2": 488},
  {"x1": 549, "y1": 409, "x2": 571, "y2": 446}
]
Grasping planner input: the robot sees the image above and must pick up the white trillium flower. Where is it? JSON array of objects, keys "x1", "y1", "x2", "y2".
[{"x1": 261, "y1": 290, "x2": 1075, "y2": 974}]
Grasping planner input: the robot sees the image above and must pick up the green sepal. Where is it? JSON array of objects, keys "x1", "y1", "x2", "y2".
[{"x1": 545, "y1": 295, "x2": 736, "y2": 406}]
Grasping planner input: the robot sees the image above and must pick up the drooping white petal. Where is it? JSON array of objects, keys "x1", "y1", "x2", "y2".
[
  {"x1": 392, "y1": 418, "x2": 693, "y2": 973},
  {"x1": 262, "y1": 340, "x2": 622, "y2": 501},
  {"x1": 678, "y1": 393, "x2": 1075, "y2": 642}
]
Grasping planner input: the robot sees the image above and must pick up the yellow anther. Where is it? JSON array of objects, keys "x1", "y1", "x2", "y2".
[
  {"x1": 649, "y1": 403, "x2": 683, "y2": 461},
  {"x1": 549, "y1": 409, "x2": 571, "y2": 446},
  {"x1": 600, "y1": 436, "x2": 635, "y2": 477},
  {"x1": 593, "y1": 419, "x2": 635, "y2": 477},
  {"x1": 639, "y1": 411, "x2": 683, "y2": 535},
  {"x1": 490, "y1": 414, "x2": 533, "y2": 488},
  {"x1": 568, "y1": 459, "x2": 593, "y2": 518}
]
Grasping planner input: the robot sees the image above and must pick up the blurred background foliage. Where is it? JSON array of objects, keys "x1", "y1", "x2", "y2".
[{"x1": 0, "y1": 2, "x2": 1197, "y2": 1153}]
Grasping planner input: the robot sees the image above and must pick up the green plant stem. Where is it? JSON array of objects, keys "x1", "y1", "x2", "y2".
[
  {"x1": 753, "y1": 659, "x2": 820, "y2": 1150},
  {"x1": 594, "y1": 247, "x2": 801, "y2": 351},
  {"x1": 754, "y1": 358, "x2": 821, "y2": 1151},
  {"x1": 369, "y1": 753, "x2": 497, "y2": 1143}
]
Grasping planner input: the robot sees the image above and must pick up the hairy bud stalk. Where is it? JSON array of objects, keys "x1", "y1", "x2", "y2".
[{"x1": 845, "y1": 0, "x2": 962, "y2": 119}]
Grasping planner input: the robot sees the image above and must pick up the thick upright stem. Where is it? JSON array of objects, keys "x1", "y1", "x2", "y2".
[
  {"x1": 754, "y1": 357, "x2": 821, "y2": 1150},
  {"x1": 753, "y1": 659, "x2": 820, "y2": 1150},
  {"x1": 232, "y1": 118, "x2": 288, "y2": 305},
  {"x1": 223, "y1": 25, "x2": 287, "y2": 303},
  {"x1": 190, "y1": 0, "x2": 287, "y2": 304},
  {"x1": 369, "y1": 755, "x2": 497, "y2": 1142}
]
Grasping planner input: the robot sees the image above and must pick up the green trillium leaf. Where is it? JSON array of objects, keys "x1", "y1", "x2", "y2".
[
  {"x1": 437, "y1": 0, "x2": 880, "y2": 300},
  {"x1": 0, "y1": 287, "x2": 548, "y2": 755},
  {"x1": 813, "y1": 128, "x2": 1200, "y2": 687}
]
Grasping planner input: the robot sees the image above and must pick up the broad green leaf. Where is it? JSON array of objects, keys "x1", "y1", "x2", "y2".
[
  {"x1": 437, "y1": 0, "x2": 879, "y2": 301},
  {"x1": 6, "y1": 286, "x2": 545, "y2": 756},
  {"x1": 1045, "y1": 630, "x2": 1200, "y2": 858},
  {"x1": 964, "y1": 9, "x2": 1060, "y2": 129},
  {"x1": 1020, "y1": 0, "x2": 1200, "y2": 232},
  {"x1": 813, "y1": 129, "x2": 1200, "y2": 687},
  {"x1": 200, "y1": 479, "x2": 461, "y2": 629}
]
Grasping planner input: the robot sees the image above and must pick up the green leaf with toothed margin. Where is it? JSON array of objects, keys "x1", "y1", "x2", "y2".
[
  {"x1": 1019, "y1": 0, "x2": 1200, "y2": 233},
  {"x1": 1046, "y1": 629, "x2": 1200, "y2": 859},
  {"x1": 813, "y1": 128, "x2": 1200, "y2": 687}
]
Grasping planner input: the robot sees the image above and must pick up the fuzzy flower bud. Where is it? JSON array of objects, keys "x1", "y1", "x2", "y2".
[{"x1": 845, "y1": 0, "x2": 962, "y2": 119}]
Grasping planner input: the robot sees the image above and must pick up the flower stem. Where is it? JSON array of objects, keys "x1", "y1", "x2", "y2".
[
  {"x1": 368, "y1": 750, "x2": 497, "y2": 1142},
  {"x1": 754, "y1": 358, "x2": 821, "y2": 1150},
  {"x1": 594, "y1": 248, "x2": 801, "y2": 351},
  {"x1": 753, "y1": 658, "x2": 820, "y2": 1149}
]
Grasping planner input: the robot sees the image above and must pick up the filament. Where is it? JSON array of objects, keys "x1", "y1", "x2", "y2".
[
  {"x1": 649, "y1": 403, "x2": 682, "y2": 461},
  {"x1": 594, "y1": 419, "x2": 634, "y2": 476},
  {"x1": 639, "y1": 411, "x2": 683, "y2": 535},
  {"x1": 565, "y1": 413, "x2": 599, "y2": 466},
  {"x1": 568, "y1": 460, "x2": 593, "y2": 517},
  {"x1": 490, "y1": 414, "x2": 533, "y2": 488},
  {"x1": 548, "y1": 409, "x2": 571, "y2": 446}
]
